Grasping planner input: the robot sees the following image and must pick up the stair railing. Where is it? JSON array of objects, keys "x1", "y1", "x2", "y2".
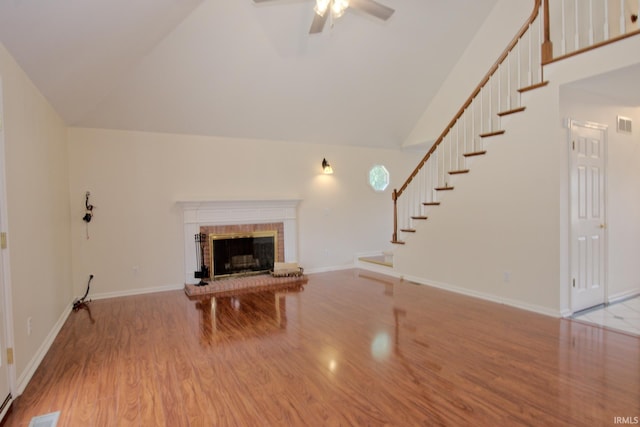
[
  {"x1": 543, "y1": 0, "x2": 640, "y2": 64},
  {"x1": 392, "y1": 0, "x2": 544, "y2": 243}
]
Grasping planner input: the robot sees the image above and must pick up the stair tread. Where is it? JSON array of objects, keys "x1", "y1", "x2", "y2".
[
  {"x1": 411, "y1": 216, "x2": 428, "y2": 220},
  {"x1": 391, "y1": 240, "x2": 405, "y2": 245},
  {"x1": 400, "y1": 228, "x2": 416, "y2": 233},
  {"x1": 448, "y1": 169, "x2": 470, "y2": 175},
  {"x1": 463, "y1": 150, "x2": 487, "y2": 157},
  {"x1": 434, "y1": 186, "x2": 454, "y2": 191},
  {"x1": 479, "y1": 130, "x2": 505, "y2": 138},
  {"x1": 422, "y1": 202, "x2": 441, "y2": 206},
  {"x1": 518, "y1": 81, "x2": 549, "y2": 93},
  {"x1": 497, "y1": 106, "x2": 526, "y2": 117}
]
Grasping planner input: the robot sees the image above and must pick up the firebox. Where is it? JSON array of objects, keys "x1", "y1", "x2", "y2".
[{"x1": 209, "y1": 230, "x2": 277, "y2": 279}]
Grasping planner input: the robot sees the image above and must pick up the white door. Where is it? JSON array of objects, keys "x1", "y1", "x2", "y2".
[
  {"x1": 0, "y1": 78, "x2": 13, "y2": 420},
  {"x1": 569, "y1": 120, "x2": 607, "y2": 312}
]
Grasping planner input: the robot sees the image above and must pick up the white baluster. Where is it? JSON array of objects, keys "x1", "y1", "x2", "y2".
[
  {"x1": 463, "y1": 109, "x2": 468, "y2": 159},
  {"x1": 507, "y1": 51, "x2": 512, "y2": 110},
  {"x1": 429, "y1": 156, "x2": 435, "y2": 203},
  {"x1": 411, "y1": 178, "x2": 416, "y2": 220},
  {"x1": 574, "y1": 0, "x2": 580, "y2": 51},
  {"x1": 528, "y1": 23, "x2": 533, "y2": 85},
  {"x1": 604, "y1": 0, "x2": 610, "y2": 40},
  {"x1": 427, "y1": 162, "x2": 431, "y2": 201},
  {"x1": 471, "y1": 99, "x2": 476, "y2": 153},
  {"x1": 447, "y1": 132, "x2": 452, "y2": 175},
  {"x1": 620, "y1": 0, "x2": 626, "y2": 33},
  {"x1": 456, "y1": 120, "x2": 461, "y2": 171},
  {"x1": 497, "y1": 63, "x2": 502, "y2": 115},
  {"x1": 488, "y1": 76, "x2": 493, "y2": 131},
  {"x1": 480, "y1": 86, "x2": 484, "y2": 136},
  {"x1": 404, "y1": 187, "x2": 409, "y2": 228},
  {"x1": 561, "y1": 0, "x2": 567, "y2": 54},
  {"x1": 589, "y1": 0, "x2": 594, "y2": 44},
  {"x1": 537, "y1": 12, "x2": 542, "y2": 83},
  {"x1": 441, "y1": 144, "x2": 445, "y2": 187},
  {"x1": 517, "y1": 36, "x2": 522, "y2": 92}
]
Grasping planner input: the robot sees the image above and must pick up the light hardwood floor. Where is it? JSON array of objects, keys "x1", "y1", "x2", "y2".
[{"x1": 2, "y1": 269, "x2": 639, "y2": 426}]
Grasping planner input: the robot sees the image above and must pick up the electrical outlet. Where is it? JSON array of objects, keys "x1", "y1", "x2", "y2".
[
  {"x1": 503, "y1": 271, "x2": 511, "y2": 283},
  {"x1": 27, "y1": 317, "x2": 32, "y2": 335}
]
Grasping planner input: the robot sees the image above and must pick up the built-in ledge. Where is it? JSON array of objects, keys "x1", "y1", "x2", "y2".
[{"x1": 178, "y1": 200, "x2": 301, "y2": 284}]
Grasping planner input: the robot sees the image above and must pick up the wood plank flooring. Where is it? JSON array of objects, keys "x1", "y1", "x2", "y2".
[{"x1": 2, "y1": 269, "x2": 639, "y2": 426}]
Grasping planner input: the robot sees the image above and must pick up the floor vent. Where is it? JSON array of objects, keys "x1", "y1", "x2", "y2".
[
  {"x1": 617, "y1": 115, "x2": 632, "y2": 134},
  {"x1": 28, "y1": 411, "x2": 60, "y2": 427}
]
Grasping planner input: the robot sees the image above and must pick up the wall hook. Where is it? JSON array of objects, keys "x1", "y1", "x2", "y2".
[{"x1": 83, "y1": 191, "x2": 93, "y2": 223}]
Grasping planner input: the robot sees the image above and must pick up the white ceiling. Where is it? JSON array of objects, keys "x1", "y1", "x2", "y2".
[{"x1": 0, "y1": 0, "x2": 500, "y2": 149}]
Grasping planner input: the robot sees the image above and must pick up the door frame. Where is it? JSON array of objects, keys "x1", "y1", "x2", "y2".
[
  {"x1": 568, "y1": 118, "x2": 609, "y2": 313},
  {"x1": 0, "y1": 75, "x2": 16, "y2": 417}
]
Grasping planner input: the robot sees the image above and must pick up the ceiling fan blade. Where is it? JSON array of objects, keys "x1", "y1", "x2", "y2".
[
  {"x1": 349, "y1": 0, "x2": 395, "y2": 20},
  {"x1": 309, "y1": 11, "x2": 329, "y2": 34}
]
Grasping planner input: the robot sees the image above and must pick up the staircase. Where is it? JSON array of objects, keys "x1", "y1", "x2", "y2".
[{"x1": 391, "y1": 0, "x2": 640, "y2": 245}]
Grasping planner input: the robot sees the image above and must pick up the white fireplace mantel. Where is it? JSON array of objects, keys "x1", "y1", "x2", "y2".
[{"x1": 178, "y1": 200, "x2": 301, "y2": 284}]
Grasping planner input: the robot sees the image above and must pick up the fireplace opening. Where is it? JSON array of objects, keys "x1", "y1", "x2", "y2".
[{"x1": 209, "y1": 231, "x2": 277, "y2": 279}]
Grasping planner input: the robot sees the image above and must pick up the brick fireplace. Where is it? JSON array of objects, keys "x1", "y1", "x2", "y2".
[{"x1": 179, "y1": 200, "x2": 300, "y2": 284}]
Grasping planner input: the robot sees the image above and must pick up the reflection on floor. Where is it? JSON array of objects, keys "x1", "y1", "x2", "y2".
[{"x1": 572, "y1": 295, "x2": 640, "y2": 336}]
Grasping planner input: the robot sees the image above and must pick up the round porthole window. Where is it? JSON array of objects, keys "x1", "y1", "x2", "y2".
[{"x1": 369, "y1": 165, "x2": 389, "y2": 192}]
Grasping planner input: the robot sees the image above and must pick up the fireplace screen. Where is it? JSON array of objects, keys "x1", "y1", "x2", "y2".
[{"x1": 209, "y1": 230, "x2": 277, "y2": 279}]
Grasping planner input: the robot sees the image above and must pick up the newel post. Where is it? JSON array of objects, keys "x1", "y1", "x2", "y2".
[
  {"x1": 392, "y1": 189, "x2": 398, "y2": 242},
  {"x1": 541, "y1": 0, "x2": 553, "y2": 63}
]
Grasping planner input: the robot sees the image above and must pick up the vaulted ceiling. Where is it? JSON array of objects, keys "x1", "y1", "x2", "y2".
[{"x1": 0, "y1": 0, "x2": 500, "y2": 148}]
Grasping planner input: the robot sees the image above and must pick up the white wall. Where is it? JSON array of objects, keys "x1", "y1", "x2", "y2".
[
  {"x1": 67, "y1": 128, "x2": 417, "y2": 297},
  {"x1": 0, "y1": 43, "x2": 72, "y2": 382},
  {"x1": 560, "y1": 86, "x2": 640, "y2": 302},
  {"x1": 403, "y1": 0, "x2": 533, "y2": 148}
]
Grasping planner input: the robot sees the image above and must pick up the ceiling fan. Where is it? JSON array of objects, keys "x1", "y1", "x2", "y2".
[{"x1": 253, "y1": 0, "x2": 395, "y2": 34}]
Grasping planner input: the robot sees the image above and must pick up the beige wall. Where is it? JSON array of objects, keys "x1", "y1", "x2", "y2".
[
  {"x1": 67, "y1": 128, "x2": 417, "y2": 297},
  {"x1": 0, "y1": 43, "x2": 72, "y2": 381}
]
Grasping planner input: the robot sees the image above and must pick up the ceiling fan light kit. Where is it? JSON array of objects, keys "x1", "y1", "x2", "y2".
[
  {"x1": 254, "y1": 0, "x2": 394, "y2": 34},
  {"x1": 314, "y1": 0, "x2": 349, "y2": 19}
]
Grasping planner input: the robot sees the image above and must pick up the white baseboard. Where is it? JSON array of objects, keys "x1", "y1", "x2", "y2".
[
  {"x1": 372, "y1": 271, "x2": 562, "y2": 318},
  {"x1": 404, "y1": 274, "x2": 562, "y2": 317},
  {"x1": 16, "y1": 301, "x2": 73, "y2": 395},
  {"x1": 91, "y1": 283, "x2": 184, "y2": 301},
  {"x1": 356, "y1": 260, "x2": 400, "y2": 277},
  {"x1": 608, "y1": 288, "x2": 640, "y2": 305},
  {"x1": 305, "y1": 264, "x2": 355, "y2": 275}
]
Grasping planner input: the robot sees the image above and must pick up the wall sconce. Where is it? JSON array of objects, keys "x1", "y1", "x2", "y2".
[{"x1": 322, "y1": 158, "x2": 334, "y2": 174}]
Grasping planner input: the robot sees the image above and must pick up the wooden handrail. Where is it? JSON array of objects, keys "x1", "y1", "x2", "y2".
[
  {"x1": 394, "y1": 0, "x2": 541, "y2": 200},
  {"x1": 392, "y1": 0, "x2": 542, "y2": 242}
]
